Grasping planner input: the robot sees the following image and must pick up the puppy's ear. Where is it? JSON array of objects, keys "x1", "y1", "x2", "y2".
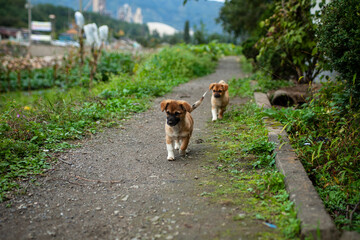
[
  {"x1": 222, "y1": 83, "x2": 229, "y2": 91},
  {"x1": 209, "y1": 83, "x2": 216, "y2": 90},
  {"x1": 179, "y1": 101, "x2": 192, "y2": 112},
  {"x1": 160, "y1": 100, "x2": 170, "y2": 112}
]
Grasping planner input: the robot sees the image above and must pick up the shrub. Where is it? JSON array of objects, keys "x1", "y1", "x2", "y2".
[
  {"x1": 241, "y1": 37, "x2": 259, "y2": 62},
  {"x1": 317, "y1": 0, "x2": 360, "y2": 109},
  {"x1": 257, "y1": 0, "x2": 323, "y2": 83}
]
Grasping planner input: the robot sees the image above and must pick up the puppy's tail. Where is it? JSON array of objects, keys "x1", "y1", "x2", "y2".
[{"x1": 191, "y1": 90, "x2": 208, "y2": 112}]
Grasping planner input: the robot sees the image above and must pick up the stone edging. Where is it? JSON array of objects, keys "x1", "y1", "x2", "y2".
[{"x1": 253, "y1": 92, "x2": 360, "y2": 240}]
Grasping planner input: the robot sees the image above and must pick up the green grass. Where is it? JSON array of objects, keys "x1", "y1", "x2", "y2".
[
  {"x1": 228, "y1": 72, "x2": 292, "y2": 98},
  {"x1": 263, "y1": 80, "x2": 360, "y2": 232},
  {"x1": 233, "y1": 55, "x2": 360, "y2": 232},
  {"x1": 206, "y1": 102, "x2": 300, "y2": 239}
]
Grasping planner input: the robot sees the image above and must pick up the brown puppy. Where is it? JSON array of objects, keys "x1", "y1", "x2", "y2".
[
  {"x1": 209, "y1": 80, "x2": 229, "y2": 121},
  {"x1": 160, "y1": 100, "x2": 193, "y2": 161}
]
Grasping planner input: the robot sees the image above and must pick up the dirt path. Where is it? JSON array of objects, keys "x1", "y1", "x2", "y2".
[{"x1": 0, "y1": 57, "x2": 271, "y2": 239}]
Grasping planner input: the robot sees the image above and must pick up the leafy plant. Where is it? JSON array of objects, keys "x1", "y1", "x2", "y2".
[
  {"x1": 257, "y1": 0, "x2": 323, "y2": 83},
  {"x1": 0, "y1": 51, "x2": 135, "y2": 92}
]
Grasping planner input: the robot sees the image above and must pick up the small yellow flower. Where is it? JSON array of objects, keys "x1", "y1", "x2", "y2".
[{"x1": 24, "y1": 106, "x2": 31, "y2": 111}]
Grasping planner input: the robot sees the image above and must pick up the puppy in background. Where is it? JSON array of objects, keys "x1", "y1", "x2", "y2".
[
  {"x1": 209, "y1": 80, "x2": 229, "y2": 121},
  {"x1": 160, "y1": 100, "x2": 194, "y2": 161}
]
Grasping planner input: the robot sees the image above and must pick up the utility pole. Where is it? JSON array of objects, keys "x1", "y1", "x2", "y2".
[
  {"x1": 49, "y1": 14, "x2": 56, "y2": 40},
  {"x1": 79, "y1": 0, "x2": 82, "y2": 12},
  {"x1": 26, "y1": 0, "x2": 32, "y2": 45}
]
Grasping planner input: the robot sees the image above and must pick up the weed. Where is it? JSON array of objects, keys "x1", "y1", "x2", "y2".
[
  {"x1": 263, "y1": 79, "x2": 360, "y2": 232},
  {"x1": 207, "y1": 102, "x2": 300, "y2": 239}
]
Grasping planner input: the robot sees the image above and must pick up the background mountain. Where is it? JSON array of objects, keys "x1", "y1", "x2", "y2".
[{"x1": 33, "y1": 0, "x2": 224, "y2": 33}]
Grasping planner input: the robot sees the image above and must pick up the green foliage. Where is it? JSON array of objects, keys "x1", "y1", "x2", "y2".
[
  {"x1": 0, "y1": 52, "x2": 135, "y2": 93},
  {"x1": 0, "y1": 44, "x2": 218, "y2": 201},
  {"x1": 193, "y1": 21, "x2": 207, "y2": 44},
  {"x1": 182, "y1": 41, "x2": 242, "y2": 62},
  {"x1": 184, "y1": 20, "x2": 191, "y2": 44},
  {"x1": 263, "y1": 80, "x2": 360, "y2": 231},
  {"x1": 241, "y1": 37, "x2": 259, "y2": 63},
  {"x1": 257, "y1": 171, "x2": 285, "y2": 194},
  {"x1": 0, "y1": 0, "x2": 28, "y2": 28},
  {"x1": 317, "y1": 0, "x2": 360, "y2": 109},
  {"x1": 257, "y1": 0, "x2": 323, "y2": 83}
]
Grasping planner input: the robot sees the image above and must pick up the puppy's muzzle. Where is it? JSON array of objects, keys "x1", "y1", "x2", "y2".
[
  {"x1": 167, "y1": 115, "x2": 180, "y2": 126},
  {"x1": 214, "y1": 93, "x2": 221, "y2": 98}
]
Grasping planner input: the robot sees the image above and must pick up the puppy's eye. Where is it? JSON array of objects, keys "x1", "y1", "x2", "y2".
[
  {"x1": 166, "y1": 111, "x2": 170, "y2": 114},
  {"x1": 218, "y1": 90, "x2": 222, "y2": 93}
]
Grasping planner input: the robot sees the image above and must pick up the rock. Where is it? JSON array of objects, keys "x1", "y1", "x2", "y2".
[
  {"x1": 46, "y1": 230, "x2": 56, "y2": 237},
  {"x1": 150, "y1": 216, "x2": 160, "y2": 222},
  {"x1": 121, "y1": 195, "x2": 129, "y2": 201}
]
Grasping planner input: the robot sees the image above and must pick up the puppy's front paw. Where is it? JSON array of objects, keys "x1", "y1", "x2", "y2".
[
  {"x1": 212, "y1": 117, "x2": 217, "y2": 121},
  {"x1": 167, "y1": 156, "x2": 175, "y2": 161}
]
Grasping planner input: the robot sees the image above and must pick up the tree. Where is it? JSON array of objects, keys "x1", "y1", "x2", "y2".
[
  {"x1": 216, "y1": 0, "x2": 272, "y2": 38},
  {"x1": 184, "y1": 20, "x2": 190, "y2": 43},
  {"x1": 193, "y1": 21, "x2": 207, "y2": 44},
  {"x1": 0, "y1": 0, "x2": 27, "y2": 27},
  {"x1": 317, "y1": 0, "x2": 360, "y2": 108}
]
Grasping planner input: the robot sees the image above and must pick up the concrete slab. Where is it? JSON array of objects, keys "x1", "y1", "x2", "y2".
[
  {"x1": 339, "y1": 231, "x2": 360, "y2": 240},
  {"x1": 266, "y1": 120, "x2": 340, "y2": 239},
  {"x1": 254, "y1": 92, "x2": 271, "y2": 109}
]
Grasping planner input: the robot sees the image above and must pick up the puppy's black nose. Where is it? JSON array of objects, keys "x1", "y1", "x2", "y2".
[
  {"x1": 167, "y1": 116, "x2": 180, "y2": 126},
  {"x1": 214, "y1": 93, "x2": 221, "y2": 98}
]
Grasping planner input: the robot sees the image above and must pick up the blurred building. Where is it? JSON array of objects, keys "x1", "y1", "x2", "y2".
[
  {"x1": 133, "y1": 8, "x2": 143, "y2": 24},
  {"x1": 117, "y1": 4, "x2": 143, "y2": 24},
  {"x1": 93, "y1": 0, "x2": 106, "y2": 14},
  {"x1": 117, "y1": 4, "x2": 132, "y2": 22},
  {"x1": 146, "y1": 22, "x2": 178, "y2": 37},
  {"x1": 0, "y1": 27, "x2": 27, "y2": 40}
]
